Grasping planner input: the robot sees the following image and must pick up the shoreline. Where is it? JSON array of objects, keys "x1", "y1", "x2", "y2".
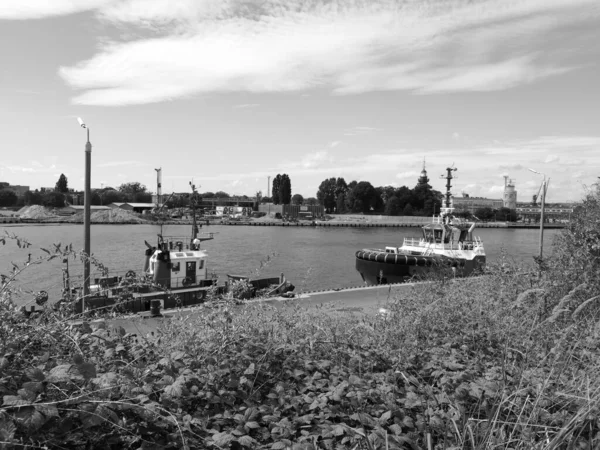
[{"x1": 4, "y1": 218, "x2": 567, "y2": 228}]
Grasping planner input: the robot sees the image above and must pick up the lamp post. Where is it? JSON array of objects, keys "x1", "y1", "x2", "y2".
[
  {"x1": 78, "y1": 118, "x2": 92, "y2": 302},
  {"x1": 528, "y1": 168, "x2": 549, "y2": 259}
]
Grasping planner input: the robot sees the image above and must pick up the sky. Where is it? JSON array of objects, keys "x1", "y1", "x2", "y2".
[{"x1": 0, "y1": 0, "x2": 599, "y2": 203}]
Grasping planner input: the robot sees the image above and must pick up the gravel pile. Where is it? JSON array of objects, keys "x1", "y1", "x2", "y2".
[
  {"x1": 18, "y1": 205, "x2": 59, "y2": 219},
  {"x1": 61, "y1": 208, "x2": 148, "y2": 224}
]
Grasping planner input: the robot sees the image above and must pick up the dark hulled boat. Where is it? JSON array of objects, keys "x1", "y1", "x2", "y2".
[{"x1": 355, "y1": 166, "x2": 486, "y2": 285}]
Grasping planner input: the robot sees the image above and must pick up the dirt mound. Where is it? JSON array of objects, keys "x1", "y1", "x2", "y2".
[
  {"x1": 60, "y1": 208, "x2": 148, "y2": 224},
  {"x1": 91, "y1": 209, "x2": 148, "y2": 224},
  {"x1": 18, "y1": 205, "x2": 58, "y2": 219}
]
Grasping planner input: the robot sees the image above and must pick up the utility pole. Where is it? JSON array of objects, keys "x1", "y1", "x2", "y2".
[
  {"x1": 77, "y1": 117, "x2": 92, "y2": 305},
  {"x1": 529, "y1": 168, "x2": 549, "y2": 260},
  {"x1": 539, "y1": 178, "x2": 547, "y2": 259},
  {"x1": 267, "y1": 176, "x2": 270, "y2": 198}
]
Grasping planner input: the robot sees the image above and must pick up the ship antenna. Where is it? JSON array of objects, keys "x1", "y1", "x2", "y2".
[
  {"x1": 189, "y1": 180, "x2": 200, "y2": 245},
  {"x1": 440, "y1": 165, "x2": 458, "y2": 224}
]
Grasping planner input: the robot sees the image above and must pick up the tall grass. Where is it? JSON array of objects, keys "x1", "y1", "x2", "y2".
[{"x1": 1, "y1": 188, "x2": 600, "y2": 448}]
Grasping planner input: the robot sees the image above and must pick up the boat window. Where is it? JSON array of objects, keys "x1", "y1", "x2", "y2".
[
  {"x1": 186, "y1": 252, "x2": 194, "y2": 257},
  {"x1": 434, "y1": 229, "x2": 443, "y2": 243},
  {"x1": 175, "y1": 252, "x2": 184, "y2": 257},
  {"x1": 172, "y1": 262, "x2": 181, "y2": 272},
  {"x1": 198, "y1": 260, "x2": 204, "y2": 270}
]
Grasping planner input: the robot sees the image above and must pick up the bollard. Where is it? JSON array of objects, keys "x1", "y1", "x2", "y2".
[{"x1": 150, "y1": 299, "x2": 163, "y2": 317}]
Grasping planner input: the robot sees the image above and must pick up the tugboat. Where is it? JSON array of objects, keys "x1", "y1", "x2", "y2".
[
  {"x1": 58, "y1": 182, "x2": 294, "y2": 316},
  {"x1": 355, "y1": 166, "x2": 486, "y2": 285}
]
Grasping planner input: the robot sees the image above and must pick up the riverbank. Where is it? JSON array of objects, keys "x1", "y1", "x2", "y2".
[{"x1": 4, "y1": 213, "x2": 567, "y2": 228}]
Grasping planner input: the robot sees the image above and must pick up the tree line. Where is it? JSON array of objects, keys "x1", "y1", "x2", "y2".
[
  {"x1": 316, "y1": 177, "x2": 443, "y2": 216},
  {"x1": 0, "y1": 174, "x2": 153, "y2": 208}
]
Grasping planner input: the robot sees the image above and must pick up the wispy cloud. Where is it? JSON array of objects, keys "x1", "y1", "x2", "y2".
[
  {"x1": 38, "y1": 0, "x2": 598, "y2": 106},
  {"x1": 232, "y1": 103, "x2": 260, "y2": 109},
  {"x1": 343, "y1": 126, "x2": 382, "y2": 136},
  {"x1": 0, "y1": 0, "x2": 114, "y2": 20},
  {"x1": 97, "y1": 160, "x2": 145, "y2": 168},
  {"x1": 300, "y1": 151, "x2": 334, "y2": 169}
]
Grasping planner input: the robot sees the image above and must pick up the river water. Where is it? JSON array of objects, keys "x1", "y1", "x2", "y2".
[{"x1": 1, "y1": 223, "x2": 560, "y2": 304}]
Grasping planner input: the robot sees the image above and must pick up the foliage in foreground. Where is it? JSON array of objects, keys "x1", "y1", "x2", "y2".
[{"x1": 1, "y1": 188, "x2": 600, "y2": 449}]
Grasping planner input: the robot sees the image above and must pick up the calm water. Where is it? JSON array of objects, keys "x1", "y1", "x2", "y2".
[{"x1": 1, "y1": 223, "x2": 560, "y2": 304}]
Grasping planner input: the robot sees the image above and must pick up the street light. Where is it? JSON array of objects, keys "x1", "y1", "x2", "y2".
[
  {"x1": 528, "y1": 168, "x2": 550, "y2": 259},
  {"x1": 77, "y1": 117, "x2": 92, "y2": 303}
]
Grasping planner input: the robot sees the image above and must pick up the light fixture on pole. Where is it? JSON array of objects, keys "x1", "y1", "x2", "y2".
[
  {"x1": 528, "y1": 168, "x2": 549, "y2": 260},
  {"x1": 78, "y1": 117, "x2": 92, "y2": 305}
]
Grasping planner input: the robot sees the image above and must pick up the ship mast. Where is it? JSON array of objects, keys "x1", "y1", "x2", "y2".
[
  {"x1": 442, "y1": 166, "x2": 457, "y2": 208},
  {"x1": 189, "y1": 181, "x2": 199, "y2": 245}
]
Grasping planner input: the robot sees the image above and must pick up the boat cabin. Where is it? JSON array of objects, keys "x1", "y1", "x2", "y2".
[
  {"x1": 145, "y1": 234, "x2": 213, "y2": 289},
  {"x1": 421, "y1": 223, "x2": 474, "y2": 246},
  {"x1": 422, "y1": 223, "x2": 453, "y2": 244}
]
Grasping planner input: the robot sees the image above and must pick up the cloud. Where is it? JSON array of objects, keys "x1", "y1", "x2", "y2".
[
  {"x1": 545, "y1": 155, "x2": 560, "y2": 163},
  {"x1": 301, "y1": 151, "x2": 334, "y2": 168},
  {"x1": 97, "y1": 160, "x2": 145, "y2": 168},
  {"x1": 498, "y1": 164, "x2": 524, "y2": 170},
  {"x1": 329, "y1": 141, "x2": 341, "y2": 148},
  {"x1": 232, "y1": 103, "x2": 260, "y2": 109},
  {"x1": 51, "y1": 0, "x2": 599, "y2": 106},
  {"x1": 0, "y1": 0, "x2": 114, "y2": 19},
  {"x1": 396, "y1": 171, "x2": 418, "y2": 179}
]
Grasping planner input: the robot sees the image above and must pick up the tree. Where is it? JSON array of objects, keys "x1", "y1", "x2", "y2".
[
  {"x1": 261, "y1": 196, "x2": 272, "y2": 203},
  {"x1": 316, "y1": 178, "x2": 336, "y2": 213},
  {"x1": 384, "y1": 196, "x2": 402, "y2": 216},
  {"x1": 24, "y1": 190, "x2": 43, "y2": 205},
  {"x1": 336, "y1": 193, "x2": 347, "y2": 213},
  {"x1": 403, "y1": 203, "x2": 414, "y2": 216},
  {"x1": 474, "y1": 207, "x2": 495, "y2": 221},
  {"x1": 272, "y1": 175, "x2": 282, "y2": 205},
  {"x1": 291, "y1": 194, "x2": 304, "y2": 205},
  {"x1": 102, "y1": 189, "x2": 125, "y2": 204},
  {"x1": 41, "y1": 191, "x2": 66, "y2": 208},
  {"x1": 201, "y1": 192, "x2": 216, "y2": 198},
  {"x1": 345, "y1": 181, "x2": 378, "y2": 214},
  {"x1": 279, "y1": 174, "x2": 292, "y2": 204},
  {"x1": 119, "y1": 182, "x2": 147, "y2": 194},
  {"x1": 91, "y1": 191, "x2": 106, "y2": 206},
  {"x1": 55, "y1": 174, "x2": 69, "y2": 193},
  {"x1": 498, "y1": 207, "x2": 517, "y2": 222},
  {"x1": 215, "y1": 191, "x2": 230, "y2": 198},
  {"x1": 0, "y1": 189, "x2": 17, "y2": 207},
  {"x1": 306, "y1": 197, "x2": 318, "y2": 206}
]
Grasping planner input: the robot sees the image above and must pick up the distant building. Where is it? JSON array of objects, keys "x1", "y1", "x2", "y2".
[
  {"x1": 516, "y1": 204, "x2": 574, "y2": 222},
  {"x1": 503, "y1": 176, "x2": 517, "y2": 209},
  {"x1": 0, "y1": 184, "x2": 29, "y2": 197},
  {"x1": 416, "y1": 159, "x2": 430, "y2": 188},
  {"x1": 452, "y1": 196, "x2": 504, "y2": 213}
]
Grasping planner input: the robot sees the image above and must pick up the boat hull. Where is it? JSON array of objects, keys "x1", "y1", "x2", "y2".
[{"x1": 355, "y1": 250, "x2": 485, "y2": 285}]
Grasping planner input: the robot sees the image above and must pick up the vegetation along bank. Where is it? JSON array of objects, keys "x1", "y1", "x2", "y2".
[{"x1": 0, "y1": 187, "x2": 599, "y2": 448}]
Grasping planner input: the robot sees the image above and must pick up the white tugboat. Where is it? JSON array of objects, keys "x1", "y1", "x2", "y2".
[{"x1": 355, "y1": 166, "x2": 486, "y2": 285}]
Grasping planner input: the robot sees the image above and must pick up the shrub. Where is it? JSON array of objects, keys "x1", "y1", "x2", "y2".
[{"x1": 1, "y1": 187, "x2": 600, "y2": 449}]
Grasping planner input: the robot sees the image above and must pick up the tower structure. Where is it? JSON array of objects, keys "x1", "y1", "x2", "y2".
[
  {"x1": 155, "y1": 168, "x2": 162, "y2": 208},
  {"x1": 441, "y1": 166, "x2": 457, "y2": 208},
  {"x1": 503, "y1": 176, "x2": 517, "y2": 209},
  {"x1": 417, "y1": 158, "x2": 430, "y2": 188}
]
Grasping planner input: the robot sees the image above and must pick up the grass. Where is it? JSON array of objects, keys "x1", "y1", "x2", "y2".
[{"x1": 1, "y1": 188, "x2": 600, "y2": 448}]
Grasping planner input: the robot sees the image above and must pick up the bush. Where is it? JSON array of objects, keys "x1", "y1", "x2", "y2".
[{"x1": 2, "y1": 187, "x2": 600, "y2": 449}]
